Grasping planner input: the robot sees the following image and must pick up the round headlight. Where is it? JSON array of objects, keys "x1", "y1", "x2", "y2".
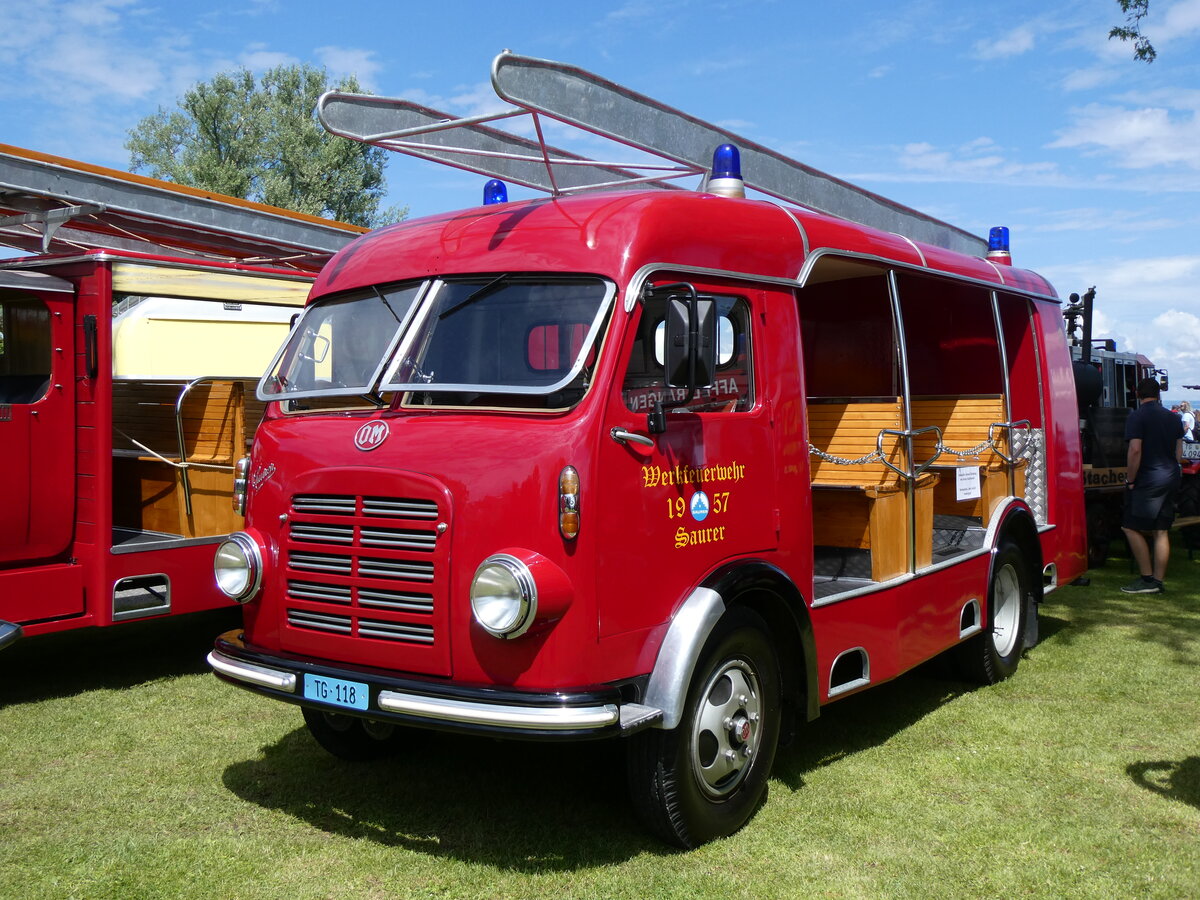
[
  {"x1": 470, "y1": 555, "x2": 536, "y2": 638},
  {"x1": 214, "y1": 532, "x2": 262, "y2": 602}
]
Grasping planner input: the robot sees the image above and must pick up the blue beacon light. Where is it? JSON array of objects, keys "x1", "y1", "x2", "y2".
[
  {"x1": 483, "y1": 179, "x2": 508, "y2": 205},
  {"x1": 707, "y1": 144, "x2": 745, "y2": 199},
  {"x1": 987, "y1": 226, "x2": 1012, "y2": 266}
]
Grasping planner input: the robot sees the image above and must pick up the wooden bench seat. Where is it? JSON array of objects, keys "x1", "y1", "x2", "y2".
[
  {"x1": 909, "y1": 395, "x2": 1025, "y2": 525},
  {"x1": 808, "y1": 398, "x2": 936, "y2": 581},
  {"x1": 111, "y1": 379, "x2": 248, "y2": 539}
]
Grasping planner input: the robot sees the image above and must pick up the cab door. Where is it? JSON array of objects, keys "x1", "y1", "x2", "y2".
[
  {"x1": 595, "y1": 278, "x2": 779, "y2": 638},
  {"x1": 0, "y1": 272, "x2": 77, "y2": 566}
]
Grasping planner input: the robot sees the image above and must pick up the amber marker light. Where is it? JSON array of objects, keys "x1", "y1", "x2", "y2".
[{"x1": 559, "y1": 465, "x2": 581, "y2": 539}]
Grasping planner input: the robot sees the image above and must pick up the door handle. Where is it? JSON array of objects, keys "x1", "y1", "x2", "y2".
[{"x1": 611, "y1": 427, "x2": 655, "y2": 447}]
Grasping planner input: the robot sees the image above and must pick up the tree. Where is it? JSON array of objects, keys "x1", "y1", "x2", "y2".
[
  {"x1": 1110, "y1": 0, "x2": 1157, "y2": 63},
  {"x1": 126, "y1": 64, "x2": 405, "y2": 227}
]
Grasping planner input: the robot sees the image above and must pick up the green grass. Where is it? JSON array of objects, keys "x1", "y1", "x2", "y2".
[{"x1": 2, "y1": 546, "x2": 1199, "y2": 900}]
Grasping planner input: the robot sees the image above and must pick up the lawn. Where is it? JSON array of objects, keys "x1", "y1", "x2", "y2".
[{"x1": 1, "y1": 546, "x2": 1197, "y2": 900}]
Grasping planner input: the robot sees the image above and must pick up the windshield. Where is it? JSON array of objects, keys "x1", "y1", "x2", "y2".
[
  {"x1": 260, "y1": 276, "x2": 614, "y2": 410},
  {"x1": 260, "y1": 284, "x2": 422, "y2": 403}
]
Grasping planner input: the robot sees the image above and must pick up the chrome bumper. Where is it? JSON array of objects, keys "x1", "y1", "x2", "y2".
[{"x1": 207, "y1": 642, "x2": 661, "y2": 736}]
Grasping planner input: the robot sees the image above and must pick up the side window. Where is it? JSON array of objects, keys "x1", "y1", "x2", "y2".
[
  {"x1": 0, "y1": 295, "x2": 52, "y2": 404},
  {"x1": 622, "y1": 293, "x2": 753, "y2": 414}
]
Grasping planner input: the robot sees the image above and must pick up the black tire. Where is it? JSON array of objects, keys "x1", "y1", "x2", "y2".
[
  {"x1": 955, "y1": 539, "x2": 1031, "y2": 684},
  {"x1": 627, "y1": 607, "x2": 781, "y2": 848},
  {"x1": 302, "y1": 707, "x2": 405, "y2": 761}
]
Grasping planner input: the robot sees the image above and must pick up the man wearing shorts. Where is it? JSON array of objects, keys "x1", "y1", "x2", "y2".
[{"x1": 1121, "y1": 377, "x2": 1184, "y2": 594}]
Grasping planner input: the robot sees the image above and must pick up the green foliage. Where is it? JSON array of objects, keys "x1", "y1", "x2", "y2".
[
  {"x1": 2, "y1": 550, "x2": 1199, "y2": 898},
  {"x1": 1110, "y1": 0, "x2": 1157, "y2": 63},
  {"x1": 126, "y1": 64, "x2": 406, "y2": 228}
]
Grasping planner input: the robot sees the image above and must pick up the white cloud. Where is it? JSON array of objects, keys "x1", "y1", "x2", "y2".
[
  {"x1": 1051, "y1": 103, "x2": 1200, "y2": 170},
  {"x1": 972, "y1": 26, "x2": 1035, "y2": 60},
  {"x1": 315, "y1": 46, "x2": 382, "y2": 91},
  {"x1": 895, "y1": 139, "x2": 1059, "y2": 183}
]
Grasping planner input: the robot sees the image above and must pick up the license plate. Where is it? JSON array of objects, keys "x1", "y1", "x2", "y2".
[
  {"x1": 1184, "y1": 443, "x2": 1200, "y2": 460},
  {"x1": 303, "y1": 673, "x2": 369, "y2": 711}
]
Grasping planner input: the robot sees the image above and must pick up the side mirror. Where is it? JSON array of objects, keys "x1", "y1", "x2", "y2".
[{"x1": 664, "y1": 295, "x2": 716, "y2": 389}]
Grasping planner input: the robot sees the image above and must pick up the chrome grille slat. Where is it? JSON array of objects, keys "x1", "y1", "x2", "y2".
[
  {"x1": 293, "y1": 494, "x2": 357, "y2": 515},
  {"x1": 288, "y1": 609, "x2": 352, "y2": 634},
  {"x1": 287, "y1": 581, "x2": 352, "y2": 604},
  {"x1": 360, "y1": 527, "x2": 438, "y2": 551},
  {"x1": 359, "y1": 558, "x2": 435, "y2": 581},
  {"x1": 363, "y1": 496, "x2": 439, "y2": 519},
  {"x1": 291, "y1": 523, "x2": 355, "y2": 544},
  {"x1": 359, "y1": 619, "x2": 435, "y2": 644},
  {"x1": 289, "y1": 553, "x2": 353, "y2": 575},
  {"x1": 357, "y1": 588, "x2": 434, "y2": 613}
]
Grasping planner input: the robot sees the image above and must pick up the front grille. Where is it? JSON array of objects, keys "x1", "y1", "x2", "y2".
[{"x1": 283, "y1": 492, "x2": 446, "y2": 653}]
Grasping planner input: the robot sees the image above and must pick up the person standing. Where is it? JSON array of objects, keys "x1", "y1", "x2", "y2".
[
  {"x1": 1179, "y1": 400, "x2": 1196, "y2": 442},
  {"x1": 1121, "y1": 377, "x2": 1185, "y2": 593}
]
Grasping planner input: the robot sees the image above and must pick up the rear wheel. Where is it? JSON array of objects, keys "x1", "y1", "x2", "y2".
[
  {"x1": 627, "y1": 608, "x2": 781, "y2": 848},
  {"x1": 302, "y1": 707, "x2": 405, "y2": 760},
  {"x1": 955, "y1": 539, "x2": 1031, "y2": 684}
]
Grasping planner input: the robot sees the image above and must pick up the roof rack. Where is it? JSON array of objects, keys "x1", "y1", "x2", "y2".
[
  {"x1": 0, "y1": 144, "x2": 365, "y2": 270},
  {"x1": 318, "y1": 51, "x2": 986, "y2": 257}
]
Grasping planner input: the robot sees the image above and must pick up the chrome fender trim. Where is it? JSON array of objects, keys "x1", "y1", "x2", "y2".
[
  {"x1": 0, "y1": 620, "x2": 23, "y2": 652},
  {"x1": 207, "y1": 650, "x2": 297, "y2": 693},
  {"x1": 643, "y1": 586, "x2": 726, "y2": 730}
]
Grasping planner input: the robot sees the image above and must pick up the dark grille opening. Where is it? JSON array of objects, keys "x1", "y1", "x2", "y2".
[
  {"x1": 360, "y1": 527, "x2": 438, "y2": 551},
  {"x1": 290, "y1": 553, "x2": 354, "y2": 575},
  {"x1": 293, "y1": 494, "x2": 356, "y2": 515},
  {"x1": 363, "y1": 496, "x2": 439, "y2": 519},
  {"x1": 291, "y1": 523, "x2": 356, "y2": 544},
  {"x1": 288, "y1": 609, "x2": 352, "y2": 634},
  {"x1": 358, "y1": 587, "x2": 434, "y2": 613},
  {"x1": 287, "y1": 580, "x2": 352, "y2": 604},
  {"x1": 359, "y1": 618, "x2": 436, "y2": 644},
  {"x1": 359, "y1": 558, "x2": 435, "y2": 581}
]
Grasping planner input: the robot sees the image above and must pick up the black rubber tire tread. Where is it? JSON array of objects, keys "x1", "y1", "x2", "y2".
[
  {"x1": 627, "y1": 607, "x2": 782, "y2": 848},
  {"x1": 302, "y1": 707, "x2": 405, "y2": 761},
  {"x1": 954, "y1": 539, "x2": 1031, "y2": 685}
]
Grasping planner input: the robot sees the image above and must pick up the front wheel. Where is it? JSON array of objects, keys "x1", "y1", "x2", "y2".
[
  {"x1": 627, "y1": 608, "x2": 781, "y2": 848},
  {"x1": 302, "y1": 707, "x2": 406, "y2": 761},
  {"x1": 955, "y1": 539, "x2": 1032, "y2": 684}
]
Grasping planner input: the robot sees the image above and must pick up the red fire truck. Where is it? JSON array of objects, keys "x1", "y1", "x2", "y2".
[
  {"x1": 207, "y1": 54, "x2": 1087, "y2": 846},
  {"x1": 0, "y1": 144, "x2": 363, "y2": 650}
]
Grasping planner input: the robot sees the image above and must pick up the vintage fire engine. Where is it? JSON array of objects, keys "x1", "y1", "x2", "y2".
[
  {"x1": 207, "y1": 53, "x2": 1087, "y2": 846},
  {"x1": 0, "y1": 144, "x2": 364, "y2": 650}
]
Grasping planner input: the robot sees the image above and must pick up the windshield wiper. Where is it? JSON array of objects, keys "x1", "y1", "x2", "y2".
[{"x1": 438, "y1": 274, "x2": 511, "y2": 320}]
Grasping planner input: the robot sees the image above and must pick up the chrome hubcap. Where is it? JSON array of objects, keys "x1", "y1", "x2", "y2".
[
  {"x1": 992, "y1": 562, "x2": 1022, "y2": 657},
  {"x1": 690, "y1": 659, "x2": 762, "y2": 798}
]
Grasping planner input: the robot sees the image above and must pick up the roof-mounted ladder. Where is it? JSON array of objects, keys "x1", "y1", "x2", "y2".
[
  {"x1": 0, "y1": 144, "x2": 365, "y2": 268},
  {"x1": 318, "y1": 51, "x2": 986, "y2": 257}
]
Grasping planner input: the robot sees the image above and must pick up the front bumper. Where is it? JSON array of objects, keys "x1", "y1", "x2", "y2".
[{"x1": 208, "y1": 630, "x2": 662, "y2": 739}]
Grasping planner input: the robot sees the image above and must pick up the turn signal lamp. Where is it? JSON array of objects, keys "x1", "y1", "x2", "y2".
[
  {"x1": 559, "y1": 465, "x2": 580, "y2": 539},
  {"x1": 987, "y1": 226, "x2": 1012, "y2": 266},
  {"x1": 707, "y1": 144, "x2": 745, "y2": 199},
  {"x1": 483, "y1": 179, "x2": 509, "y2": 205}
]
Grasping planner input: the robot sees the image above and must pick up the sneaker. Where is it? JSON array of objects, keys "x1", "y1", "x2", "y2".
[{"x1": 1121, "y1": 576, "x2": 1163, "y2": 594}]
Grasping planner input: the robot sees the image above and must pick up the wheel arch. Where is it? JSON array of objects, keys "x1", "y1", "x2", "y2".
[
  {"x1": 988, "y1": 500, "x2": 1044, "y2": 601},
  {"x1": 643, "y1": 559, "x2": 817, "y2": 730}
]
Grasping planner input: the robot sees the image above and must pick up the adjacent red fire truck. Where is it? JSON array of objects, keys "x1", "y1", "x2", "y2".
[
  {"x1": 207, "y1": 53, "x2": 1087, "y2": 846},
  {"x1": 0, "y1": 144, "x2": 363, "y2": 650}
]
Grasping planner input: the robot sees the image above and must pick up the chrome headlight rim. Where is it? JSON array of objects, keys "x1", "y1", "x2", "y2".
[
  {"x1": 214, "y1": 531, "x2": 263, "y2": 603},
  {"x1": 470, "y1": 554, "x2": 538, "y2": 639}
]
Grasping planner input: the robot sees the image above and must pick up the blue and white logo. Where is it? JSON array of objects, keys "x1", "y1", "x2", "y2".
[{"x1": 690, "y1": 490, "x2": 711, "y2": 522}]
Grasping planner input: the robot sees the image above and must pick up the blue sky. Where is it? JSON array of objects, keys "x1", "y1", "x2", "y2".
[{"x1": 4, "y1": 0, "x2": 1200, "y2": 395}]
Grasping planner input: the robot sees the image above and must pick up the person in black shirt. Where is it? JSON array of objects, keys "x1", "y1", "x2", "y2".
[{"x1": 1121, "y1": 377, "x2": 1185, "y2": 593}]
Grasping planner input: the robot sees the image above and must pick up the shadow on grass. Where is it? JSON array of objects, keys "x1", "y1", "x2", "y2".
[
  {"x1": 0, "y1": 607, "x2": 240, "y2": 707},
  {"x1": 223, "y1": 659, "x2": 987, "y2": 865},
  {"x1": 1127, "y1": 758, "x2": 1200, "y2": 810},
  {"x1": 223, "y1": 723, "x2": 652, "y2": 869}
]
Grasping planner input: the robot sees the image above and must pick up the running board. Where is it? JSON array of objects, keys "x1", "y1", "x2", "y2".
[{"x1": 0, "y1": 620, "x2": 23, "y2": 651}]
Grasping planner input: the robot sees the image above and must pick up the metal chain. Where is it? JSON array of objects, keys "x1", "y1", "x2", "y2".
[
  {"x1": 935, "y1": 438, "x2": 994, "y2": 458},
  {"x1": 808, "y1": 443, "x2": 884, "y2": 466}
]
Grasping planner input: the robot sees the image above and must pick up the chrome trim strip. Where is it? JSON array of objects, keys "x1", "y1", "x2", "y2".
[
  {"x1": 643, "y1": 586, "x2": 725, "y2": 730},
  {"x1": 810, "y1": 572, "x2": 914, "y2": 608},
  {"x1": 207, "y1": 650, "x2": 297, "y2": 693},
  {"x1": 625, "y1": 262, "x2": 803, "y2": 312},
  {"x1": 0, "y1": 620, "x2": 23, "y2": 651},
  {"x1": 1042, "y1": 562, "x2": 1059, "y2": 596},
  {"x1": 376, "y1": 690, "x2": 619, "y2": 730}
]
